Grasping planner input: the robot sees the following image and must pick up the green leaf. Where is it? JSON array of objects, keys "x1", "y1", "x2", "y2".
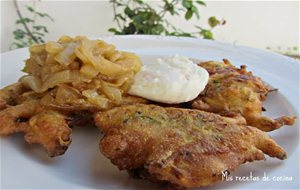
[
  {"x1": 13, "y1": 29, "x2": 26, "y2": 40},
  {"x1": 36, "y1": 12, "x2": 54, "y2": 21},
  {"x1": 33, "y1": 26, "x2": 43, "y2": 31},
  {"x1": 191, "y1": 6, "x2": 199, "y2": 19},
  {"x1": 140, "y1": 11, "x2": 151, "y2": 20},
  {"x1": 182, "y1": 0, "x2": 192, "y2": 9},
  {"x1": 26, "y1": 6, "x2": 34, "y2": 12},
  {"x1": 25, "y1": 5, "x2": 54, "y2": 21},
  {"x1": 185, "y1": 10, "x2": 193, "y2": 20},
  {"x1": 178, "y1": 33, "x2": 193, "y2": 37},
  {"x1": 164, "y1": 0, "x2": 175, "y2": 15},
  {"x1": 208, "y1": 16, "x2": 220, "y2": 28},
  {"x1": 156, "y1": 24, "x2": 165, "y2": 33},
  {"x1": 37, "y1": 36, "x2": 45, "y2": 43},
  {"x1": 16, "y1": 18, "x2": 33, "y2": 24},
  {"x1": 124, "y1": 6, "x2": 134, "y2": 17},
  {"x1": 168, "y1": 32, "x2": 193, "y2": 37},
  {"x1": 196, "y1": 0, "x2": 206, "y2": 6},
  {"x1": 132, "y1": 15, "x2": 143, "y2": 23},
  {"x1": 122, "y1": 23, "x2": 136, "y2": 34},
  {"x1": 151, "y1": 24, "x2": 164, "y2": 34},
  {"x1": 133, "y1": 0, "x2": 144, "y2": 4},
  {"x1": 33, "y1": 25, "x2": 48, "y2": 33},
  {"x1": 150, "y1": 13, "x2": 162, "y2": 22},
  {"x1": 108, "y1": 28, "x2": 122, "y2": 34},
  {"x1": 200, "y1": 29, "x2": 213, "y2": 39}
]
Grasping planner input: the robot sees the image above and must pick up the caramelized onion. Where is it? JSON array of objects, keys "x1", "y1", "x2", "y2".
[{"x1": 20, "y1": 36, "x2": 141, "y2": 109}]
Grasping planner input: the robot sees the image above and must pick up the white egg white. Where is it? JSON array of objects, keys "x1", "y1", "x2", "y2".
[{"x1": 128, "y1": 55, "x2": 209, "y2": 104}]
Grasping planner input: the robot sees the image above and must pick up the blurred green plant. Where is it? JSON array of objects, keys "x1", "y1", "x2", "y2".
[
  {"x1": 108, "y1": 0, "x2": 225, "y2": 39},
  {"x1": 11, "y1": 0, "x2": 54, "y2": 49},
  {"x1": 266, "y1": 46, "x2": 299, "y2": 59}
]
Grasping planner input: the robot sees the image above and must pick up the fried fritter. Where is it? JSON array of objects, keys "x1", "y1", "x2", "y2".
[
  {"x1": 0, "y1": 82, "x2": 148, "y2": 157},
  {"x1": 95, "y1": 104, "x2": 287, "y2": 189},
  {"x1": 0, "y1": 100, "x2": 39, "y2": 136},
  {"x1": 0, "y1": 82, "x2": 29, "y2": 110},
  {"x1": 192, "y1": 59, "x2": 296, "y2": 131},
  {"x1": 0, "y1": 100, "x2": 72, "y2": 157},
  {"x1": 25, "y1": 110, "x2": 72, "y2": 157}
]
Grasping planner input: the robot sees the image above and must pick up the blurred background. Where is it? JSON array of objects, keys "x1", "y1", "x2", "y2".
[{"x1": 1, "y1": 0, "x2": 299, "y2": 57}]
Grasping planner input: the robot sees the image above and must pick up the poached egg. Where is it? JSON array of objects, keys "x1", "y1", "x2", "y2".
[{"x1": 128, "y1": 55, "x2": 209, "y2": 104}]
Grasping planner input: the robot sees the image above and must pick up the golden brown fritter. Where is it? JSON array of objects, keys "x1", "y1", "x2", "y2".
[
  {"x1": 0, "y1": 83, "x2": 74, "y2": 156},
  {"x1": 0, "y1": 82, "x2": 148, "y2": 157},
  {"x1": 95, "y1": 104, "x2": 287, "y2": 189},
  {"x1": 0, "y1": 100, "x2": 39, "y2": 136},
  {"x1": 192, "y1": 59, "x2": 296, "y2": 131},
  {"x1": 0, "y1": 100, "x2": 72, "y2": 157},
  {"x1": 24, "y1": 110, "x2": 72, "y2": 157},
  {"x1": 0, "y1": 82, "x2": 29, "y2": 110}
]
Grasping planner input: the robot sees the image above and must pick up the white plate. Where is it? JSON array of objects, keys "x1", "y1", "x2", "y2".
[{"x1": 0, "y1": 35, "x2": 299, "y2": 189}]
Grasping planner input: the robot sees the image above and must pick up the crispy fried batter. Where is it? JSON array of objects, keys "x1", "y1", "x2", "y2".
[
  {"x1": 192, "y1": 59, "x2": 296, "y2": 131},
  {"x1": 0, "y1": 83, "x2": 148, "y2": 156},
  {"x1": 25, "y1": 110, "x2": 72, "y2": 157},
  {"x1": 121, "y1": 94, "x2": 150, "y2": 106},
  {"x1": 0, "y1": 100, "x2": 39, "y2": 135},
  {"x1": 95, "y1": 104, "x2": 287, "y2": 189},
  {"x1": 0, "y1": 82, "x2": 29, "y2": 110},
  {"x1": 0, "y1": 100, "x2": 72, "y2": 157},
  {"x1": 0, "y1": 99, "x2": 6, "y2": 111}
]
